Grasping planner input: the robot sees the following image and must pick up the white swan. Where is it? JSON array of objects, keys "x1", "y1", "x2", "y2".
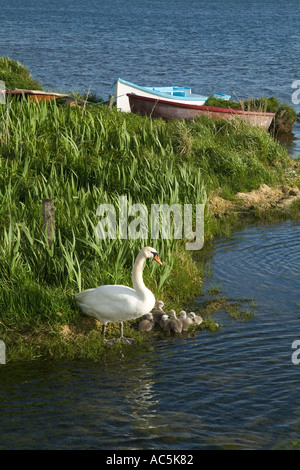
[{"x1": 75, "y1": 246, "x2": 162, "y2": 342}]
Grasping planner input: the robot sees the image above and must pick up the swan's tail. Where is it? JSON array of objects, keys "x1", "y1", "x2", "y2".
[
  {"x1": 74, "y1": 289, "x2": 99, "y2": 318},
  {"x1": 74, "y1": 288, "x2": 94, "y2": 301}
]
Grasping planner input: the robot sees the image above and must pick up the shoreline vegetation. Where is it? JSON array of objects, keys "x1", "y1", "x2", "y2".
[{"x1": 1, "y1": 57, "x2": 300, "y2": 362}]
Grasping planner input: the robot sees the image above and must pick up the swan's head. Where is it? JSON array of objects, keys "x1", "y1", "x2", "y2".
[
  {"x1": 179, "y1": 310, "x2": 187, "y2": 318},
  {"x1": 169, "y1": 309, "x2": 177, "y2": 318},
  {"x1": 157, "y1": 300, "x2": 164, "y2": 308},
  {"x1": 142, "y1": 246, "x2": 162, "y2": 265}
]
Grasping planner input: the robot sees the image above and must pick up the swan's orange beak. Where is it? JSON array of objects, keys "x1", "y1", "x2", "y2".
[{"x1": 154, "y1": 254, "x2": 163, "y2": 265}]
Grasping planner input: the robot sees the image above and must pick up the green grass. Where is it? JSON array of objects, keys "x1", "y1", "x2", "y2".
[
  {"x1": 0, "y1": 57, "x2": 42, "y2": 90},
  {"x1": 0, "y1": 60, "x2": 294, "y2": 361}
]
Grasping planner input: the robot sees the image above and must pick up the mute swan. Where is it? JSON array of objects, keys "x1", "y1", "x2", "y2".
[
  {"x1": 178, "y1": 310, "x2": 193, "y2": 331},
  {"x1": 138, "y1": 313, "x2": 155, "y2": 332},
  {"x1": 75, "y1": 246, "x2": 162, "y2": 342},
  {"x1": 169, "y1": 309, "x2": 183, "y2": 333},
  {"x1": 188, "y1": 312, "x2": 203, "y2": 325},
  {"x1": 152, "y1": 300, "x2": 166, "y2": 324}
]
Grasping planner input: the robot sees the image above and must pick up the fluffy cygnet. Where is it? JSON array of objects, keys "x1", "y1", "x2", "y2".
[
  {"x1": 138, "y1": 313, "x2": 155, "y2": 331},
  {"x1": 188, "y1": 312, "x2": 203, "y2": 325},
  {"x1": 169, "y1": 309, "x2": 183, "y2": 333},
  {"x1": 152, "y1": 300, "x2": 166, "y2": 325},
  {"x1": 159, "y1": 314, "x2": 172, "y2": 332},
  {"x1": 178, "y1": 310, "x2": 193, "y2": 331}
]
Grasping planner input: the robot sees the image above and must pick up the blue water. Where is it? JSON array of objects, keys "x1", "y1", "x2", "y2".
[
  {"x1": 1, "y1": 0, "x2": 299, "y2": 103},
  {"x1": 1, "y1": 220, "x2": 300, "y2": 450},
  {"x1": 0, "y1": 0, "x2": 300, "y2": 450},
  {"x1": 1, "y1": 0, "x2": 299, "y2": 153}
]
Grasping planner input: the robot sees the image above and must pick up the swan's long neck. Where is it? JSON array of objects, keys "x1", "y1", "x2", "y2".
[{"x1": 132, "y1": 252, "x2": 149, "y2": 297}]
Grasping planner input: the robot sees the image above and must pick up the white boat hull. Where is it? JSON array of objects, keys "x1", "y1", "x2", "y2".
[{"x1": 113, "y1": 78, "x2": 214, "y2": 112}]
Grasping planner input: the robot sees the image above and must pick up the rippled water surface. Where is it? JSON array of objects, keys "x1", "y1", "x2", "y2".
[
  {"x1": 1, "y1": 220, "x2": 300, "y2": 450},
  {"x1": 1, "y1": 0, "x2": 300, "y2": 154}
]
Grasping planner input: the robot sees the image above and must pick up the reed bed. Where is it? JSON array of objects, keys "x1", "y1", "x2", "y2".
[{"x1": 0, "y1": 98, "x2": 291, "y2": 360}]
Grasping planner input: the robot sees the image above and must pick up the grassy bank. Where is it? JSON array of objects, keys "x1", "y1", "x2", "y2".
[
  {"x1": 0, "y1": 57, "x2": 42, "y2": 90},
  {"x1": 1, "y1": 63, "x2": 299, "y2": 362}
]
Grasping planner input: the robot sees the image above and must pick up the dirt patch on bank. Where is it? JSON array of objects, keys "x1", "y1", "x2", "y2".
[
  {"x1": 210, "y1": 161, "x2": 300, "y2": 217},
  {"x1": 210, "y1": 183, "x2": 300, "y2": 217},
  {"x1": 236, "y1": 183, "x2": 300, "y2": 210}
]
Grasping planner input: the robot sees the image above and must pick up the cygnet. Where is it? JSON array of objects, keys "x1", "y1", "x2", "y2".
[
  {"x1": 152, "y1": 300, "x2": 166, "y2": 325},
  {"x1": 169, "y1": 309, "x2": 183, "y2": 333},
  {"x1": 188, "y1": 312, "x2": 203, "y2": 325},
  {"x1": 178, "y1": 310, "x2": 193, "y2": 331},
  {"x1": 159, "y1": 314, "x2": 172, "y2": 332},
  {"x1": 138, "y1": 313, "x2": 155, "y2": 331}
]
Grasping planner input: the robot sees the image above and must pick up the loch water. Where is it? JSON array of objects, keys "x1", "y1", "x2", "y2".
[
  {"x1": 1, "y1": 0, "x2": 300, "y2": 156},
  {"x1": 0, "y1": 0, "x2": 300, "y2": 450}
]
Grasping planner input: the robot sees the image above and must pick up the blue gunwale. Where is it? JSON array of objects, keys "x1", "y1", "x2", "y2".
[{"x1": 113, "y1": 77, "x2": 230, "y2": 102}]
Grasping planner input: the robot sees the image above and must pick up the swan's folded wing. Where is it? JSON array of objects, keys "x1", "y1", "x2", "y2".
[
  {"x1": 74, "y1": 284, "x2": 144, "y2": 321},
  {"x1": 75, "y1": 285, "x2": 136, "y2": 300}
]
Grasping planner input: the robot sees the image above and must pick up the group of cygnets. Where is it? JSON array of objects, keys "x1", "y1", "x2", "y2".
[{"x1": 138, "y1": 301, "x2": 203, "y2": 334}]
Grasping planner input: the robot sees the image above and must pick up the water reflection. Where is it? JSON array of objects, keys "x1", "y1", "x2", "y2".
[{"x1": 276, "y1": 121, "x2": 300, "y2": 158}]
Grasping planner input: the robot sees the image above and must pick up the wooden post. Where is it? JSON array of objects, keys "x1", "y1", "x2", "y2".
[
  {"x1": 42, "y1": 198, "x2": 56, "y2": 248},
  {"x1": 108, "y1": 94, "x2": 114, "y2": 108}
]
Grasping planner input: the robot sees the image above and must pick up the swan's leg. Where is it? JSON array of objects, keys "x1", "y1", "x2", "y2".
[
  {"x1": 120, "y1": 322, "x2": 135, "y2": 345},
  {"x1": 102, "y1": 322, "x2": 106, "y2": 337}
]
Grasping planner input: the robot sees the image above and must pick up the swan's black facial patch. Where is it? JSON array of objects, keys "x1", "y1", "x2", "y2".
[{"x1": 152, "y1": 251, "x2": 162, "y2": 265}]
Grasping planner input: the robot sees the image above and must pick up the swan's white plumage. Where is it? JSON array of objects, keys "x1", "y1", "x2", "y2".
[
  {"x1": 75, "y1": 284, "x2": 154, "y2": 323},
  {"x1": 75, "y1": 246, "x2": 162, "y2": 338}
]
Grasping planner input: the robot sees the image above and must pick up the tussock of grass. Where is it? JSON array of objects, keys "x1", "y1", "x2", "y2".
[
  {"x1": 0, "y1": 57, "x2": 42, "y2": 90},
  {"x1": 169, "y1": 116, "x2": 289, "y2": 194}
]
